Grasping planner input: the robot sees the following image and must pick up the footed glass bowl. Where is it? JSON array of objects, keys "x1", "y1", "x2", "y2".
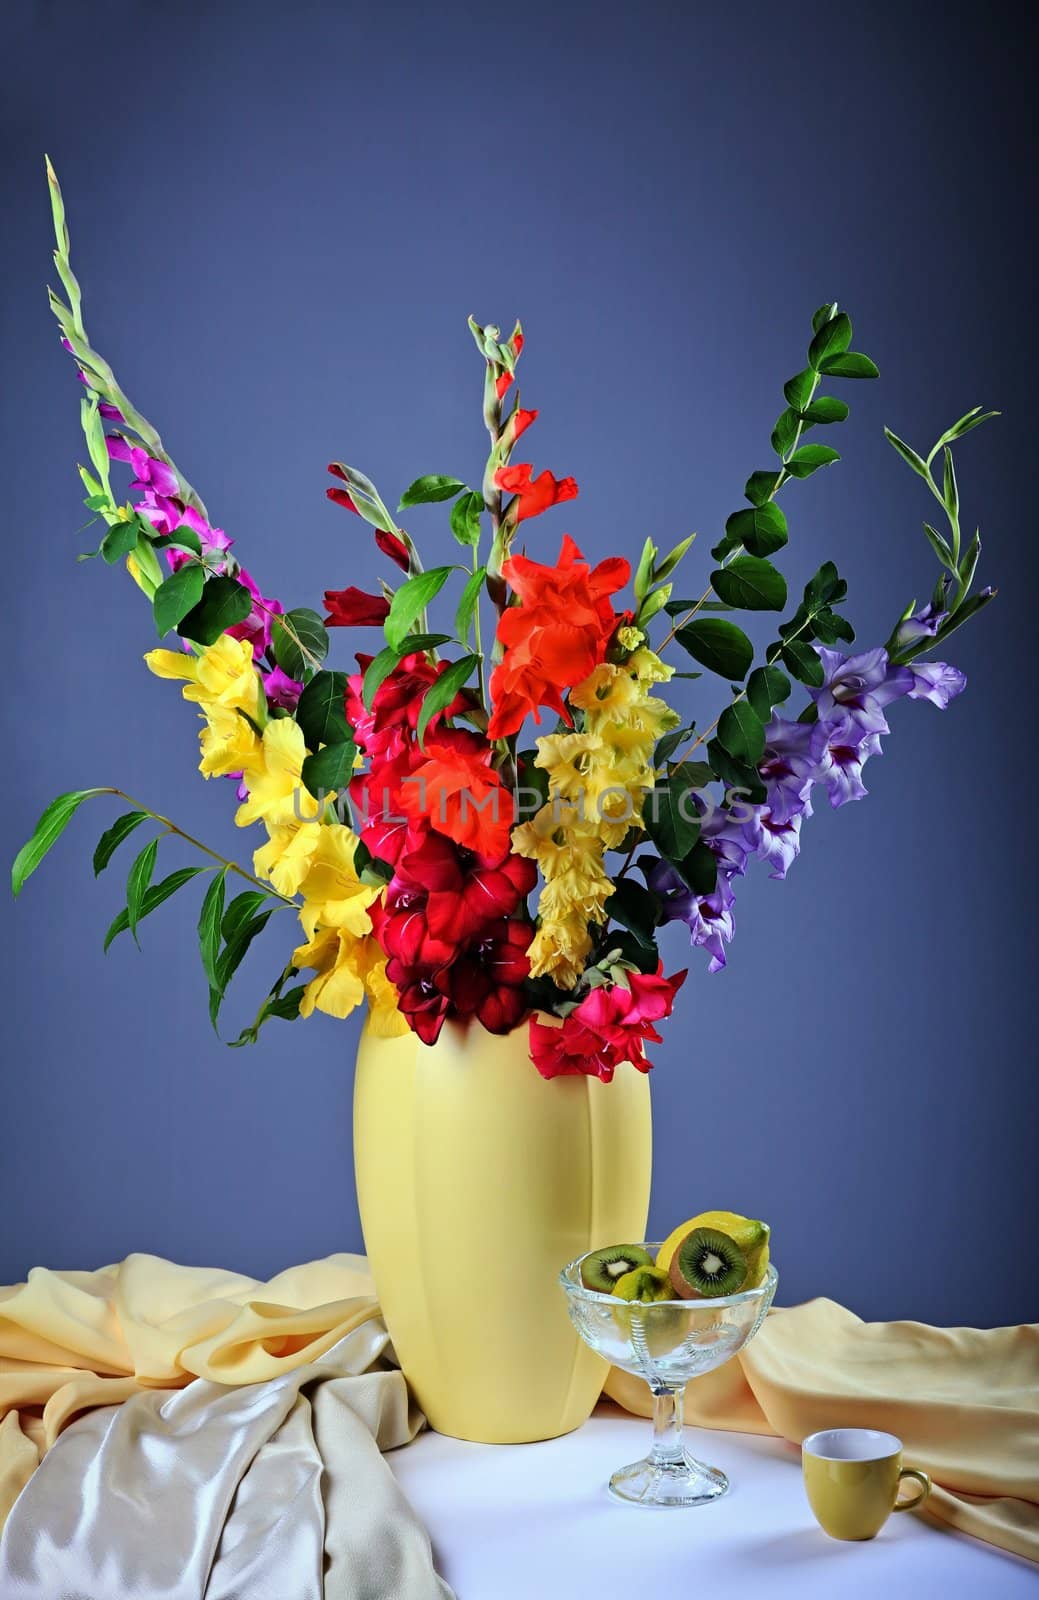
[{"x1": 560, "y1": 1246, "x2": 777, "y2": 1507}]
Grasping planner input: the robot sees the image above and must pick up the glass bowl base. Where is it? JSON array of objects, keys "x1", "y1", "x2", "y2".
[{"x1": 608, "y1": 1452, "x2": 729, "y2": 1508}]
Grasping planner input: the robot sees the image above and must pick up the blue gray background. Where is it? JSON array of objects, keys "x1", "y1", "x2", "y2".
[{"x1": 2, "y1": 2, "x2": 1035, "y2": 1326}]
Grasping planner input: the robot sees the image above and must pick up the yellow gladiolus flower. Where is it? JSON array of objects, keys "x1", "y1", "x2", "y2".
[{"x1": 235, "y1": 719, "x2": 322, "y2": 829}]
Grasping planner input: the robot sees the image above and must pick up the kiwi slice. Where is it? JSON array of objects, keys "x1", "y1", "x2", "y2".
[
  {"x1": 581, "y1": 1243, "x2": 653, "y2": 1293},
  {"x1": 669, "y1": 1227, "x2": 748, "y2": 1299},
  {"x1": 611, "y1": 1265, "x2": 672, "y2": 1303}
]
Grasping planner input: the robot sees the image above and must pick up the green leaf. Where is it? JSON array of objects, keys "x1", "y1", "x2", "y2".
[
  {"x1": 959, "y1": 530, "x2": 981, "y2": 590},
  {"x1": 221, "y1": 890, "x2": 269, "y2": 945},
  {"x1": 126, "y1": 837, "x2": 158, "y2": 940},
  {"x1": 607, "y1": 879, "x2": 660, "y2": 948},
  {"x1": 153, "y1": 564, "x2": 205, "y2": 636},
  {"x1": 922, "y1": 521, "x2": 955, "y2": 568},
  {"x1": 942, "y1": 447, "x2": 959, "y2": 519},
  {"x1": 385, "y1": 566, "x2": 454, "y2": 652},
  {"x1": 783, "y1": 369, "x2": 816, "y2": 410},
  {"x1": 808, "y1": 311, "x2": 852, "y2": 370},
  {"x1": 302, "y1": 739, "x2": 358, "y2": 798},
  {"x1": 93, "y1": 810, "x2": 148, "y2": 875},
  {"x1": 296, "y1": 670, "x2": 351, "y2": 748},
  {"x1": 653, "y1": 534, "x2": 696, "y2": 581},
  {"x1": 198, "y1": 868, "x2": 228, "y2": 990},
  {"x1": 12, "y1": 788, "x2": 110, "y2": 896},
  {"x1": 785, "y1": 444, "x2": 840, "y2": 479},
  {"x1": 671, "y1": 760, "x2": 715, "y2": 789},
  {"x1": 705, "y1": 739, "x2": 767, "y2": 805},
  {"x1": 449, "y1": 490, "x2": 483, "y2": 547},
  {"x1": 100, "y1": 521, "x2": 141, "y2": 564},
  {"x1": 770, "y1": 407, "x2": 800, "y2": 458},
  {"x1": 720, "y1": 504, "x2": 788, "y2": 561},
  {"x1": 416, "y1": 655, "x2": 479, "y2": 748},
  {"x1": 215, "y1": 908, "x2": 275, "y2": 996},
  {"x1": 83, "y1": 492, "x2": 111, "y2": 511},
  {"x1": 103, "y1": 866, "x2": 205, "y2": 951},
  {"x1": 633, "y1": 537, "x2": 657, "y2": 601},
  {"x1": 717, "y1": 700, "x2": 765, "y2": 763},
  {"x1": 675, "y1": 618, "x2": 754, "y2": 681},
  {"x1": 745, "y1": 470, "x2": 781, "y2": 506},
  {"x1": 399, "y1": 475, "x2": 466, "y2": 509},
  {"x1": 645, "y1": 772, "x2": 702, "y2": 861},
  {"x1": 746, "y1": 664, "x2": 791, "y2": 722},
  {"x1": 152, "y1": 524, "x2": 204, "y2": 557},
  {"x1": 884, "y1": 427, "x2": 929, "y2": 479},
  {"x1": 179, "y1": 575, "x2": 253, "y2": 646},
  {"x1": 684, "y1": 839, "x2": 718, "y2": 896},
  {"x1": 362, "y1": 646, "x2": 402, "y2": 711},
  {"x1": 654, "y1": 724, "x2": 694, "y2": 765},
  {"x1": 931, "y1": 408, "x2": 1000, "y2": 453},
  {"x1": 781, "y1": 639, "x2": 825, "y2": 686},
  {"x1": 811, "y1": 303, "x2": 839, "y2": 334},
  {"x1": 811, "y1": 607, "x2": 855, "y2": 645},
  {"x1": 802, "y1": 396, "x2": 849, "y2": 424},
  {"x1": 271, "y1": 608, "x2": 329, "y2": 680},
  {"x1": 804, "y1": 561, "x2": 847, "y2": 606},
  {"x1": 455, "y1": 566, "x2": 487, "y2": 643},
  {"x1": 712, "y1": 556, "x2": 787, "y2": 611},
  {"x1": 817, "y1": 352, "x2": 878, "y2": 379}
]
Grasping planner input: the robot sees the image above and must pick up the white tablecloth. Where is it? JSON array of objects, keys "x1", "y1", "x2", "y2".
[{"x1": 389, "y1": 1404, "x2": 1036, "y2": 1598}]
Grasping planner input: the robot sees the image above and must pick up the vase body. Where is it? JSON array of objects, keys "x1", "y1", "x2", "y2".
[{"x1": 353, "y1": 1017, "x2": 652, "y2": 1443}]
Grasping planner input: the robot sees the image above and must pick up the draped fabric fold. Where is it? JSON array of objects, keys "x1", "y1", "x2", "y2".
[
  {"x1": 1, "y1": 1254, "x2": 1036, "y2": 1587},
  {"x1": 605, "y1": 1297, "x2": 1039, "y2": 1563},
  {"x1": 0, "y1": 1256, "x2": 452, "y2": 1598}
]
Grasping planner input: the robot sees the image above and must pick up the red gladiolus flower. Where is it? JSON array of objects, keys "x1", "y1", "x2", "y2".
[
  {"x1": 529, "y1": 967, "x2": 687, "y2": 1083},
  {"x1": 386, "y1": 961, "x2": 452, "y2": 1045},
  {"x1": 435, "y1": 919, "x2": 532, "y2": 1034},
  {"x1": 511, "y1": 407, "x2": 537, "y2": 442},
  {"x1": 347, "y1": 653, "x2": 473, "y2": 762},
  {"x1": 326, "y1": 463, "x2": 359, "y2": 514},
  {"x1": 486, "y1": 534, "x2": 631, "y2": 739},
  {"x1": 399, "y1": 729, "x2": 515, "y2": 858},
  {"x1": 393, "y1": 832, "x2": 535, "y2": 944},
  {"x1": 323, "y1": 586, "x2": 391, "y2": 627},
  {"x1": 327, "y1": 465, "x2": 410, "y2": 572},
  {"x1": 494, "y1": 462, "x2": 578, "y2": 524},
  {"x1": 495, "y1": 371, "x2": 513, "y2": 400}
]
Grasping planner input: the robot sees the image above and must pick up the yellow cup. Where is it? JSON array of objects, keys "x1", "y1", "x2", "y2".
[{"x1": 803, "y1": 1428, "x2": 931, "y2": 1541}]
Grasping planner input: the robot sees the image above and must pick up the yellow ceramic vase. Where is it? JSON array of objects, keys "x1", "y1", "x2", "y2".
[{"x1": 354, "y1": 1017, "x2": 652, "y2": 1443}]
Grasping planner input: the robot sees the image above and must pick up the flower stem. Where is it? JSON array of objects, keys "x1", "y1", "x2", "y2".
[{"x1": 109, "y1": 787, "x2": 298, "y2": 904}]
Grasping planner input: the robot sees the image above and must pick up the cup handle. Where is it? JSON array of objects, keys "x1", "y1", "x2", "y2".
[{"x1": 893, "y1": 1467, "x2": 932, "y2": 1512}]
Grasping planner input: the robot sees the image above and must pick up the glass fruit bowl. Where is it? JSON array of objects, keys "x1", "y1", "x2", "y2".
[{"x1": 560, "y1": 1245, "x2": 777, "y2": 1507}]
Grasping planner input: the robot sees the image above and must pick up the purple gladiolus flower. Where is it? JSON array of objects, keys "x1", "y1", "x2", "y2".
[
  {"x1": 106, "y1": 437, "x2": 180, "y2": 499},
  {"x1": 700, "y1": 802, "x2": 760, "y2": 877},
  {"x1": 812, "y1": 646, "x2": 914, "y2": 736},
  {"x1": 646, "y1": 856, "x2": 737, "y2": 973},
  {"x1": 907, "y1": 661, "x2": 967, "y2": 708},
  {"x1": 263, "y1": 665, "x2": 304, "y2": 712},
  {"x1": 814, "y1": 720, "x2": 883, "y2": 809},
  {"x1": 892, "y1": 584, "x2": 950, "y2": 652},
  {"x1": 760, "y1": 716, "x2": 820, "y2": 822},
  {"x1": 755, "y1": 810, "x2": 803, "y2": 879}
]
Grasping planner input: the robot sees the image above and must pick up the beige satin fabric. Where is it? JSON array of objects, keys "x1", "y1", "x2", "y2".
[
  {"x1": 0, "y1": 1254, "x2": 453, "y2": 1598},
  {"x1": 606, "y1": 1297, "x2": 1039, "y2": 1562}
]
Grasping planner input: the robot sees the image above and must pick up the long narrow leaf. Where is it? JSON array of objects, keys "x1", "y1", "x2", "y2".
[{"x1": 12, "y1": 788, "x2": 110, "y2": 897}]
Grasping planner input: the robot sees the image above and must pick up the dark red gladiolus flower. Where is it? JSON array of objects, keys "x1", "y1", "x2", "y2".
[
  {"x1": 493, "y1": 462, "x2": 578, "y2": 524},
  {"x1": 393, "y1": 832, "x2": 535, "y2": 945},
  {"x1": 369, "y1": 879, "x2": 456, "y2": 969},
  {"x1": 529, "y1": 967, "x2": 687, "y2": 1083},
  {"x1": 435, "y1": 919, "x2": 532, "y2": 1034},
  {"x1": 376, "y1": 527, "x2": 411, "y2": 572},
  {"x1": 326, "y1": 464, "x2": 359, "y2": 514},
  {"x1": 323, "y1": 586, "x2": 391, "y2": 627},
  {"x1": 387, "y1": 961, "x2": 452, "y2": 1045}
]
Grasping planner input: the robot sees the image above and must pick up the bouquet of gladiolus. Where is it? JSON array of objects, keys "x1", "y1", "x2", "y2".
[{"x1": 13, "y1": 161, "x2": 999, "y2": 1081}]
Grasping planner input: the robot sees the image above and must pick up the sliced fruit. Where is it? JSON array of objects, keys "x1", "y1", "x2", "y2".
[
  {"x1": 581, "y1": 1243, "x2": 654, "y2": 1293},
  {"x1": 657, "y1": 1210, "x2": 770, "y2": 1286},
  {"x1": 669, "y1": 1227, "x2": 748, "y2": 1298},
  {"x1": 611, "y1": 1265, "x2": 673, "y2": 1303}
]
